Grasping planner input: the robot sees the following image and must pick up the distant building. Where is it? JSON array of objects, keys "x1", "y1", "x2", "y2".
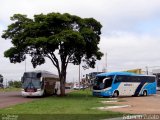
[
  {"x1": 124, "y1": 69, "x2": 142, "y2": 74},
  {"x1": 88, "y1": 72, "x2": 103, "y2": 85}
]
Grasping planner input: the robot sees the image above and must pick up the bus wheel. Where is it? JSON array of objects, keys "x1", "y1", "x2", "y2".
[
  {"x1": 113, "y1": 91, "x2": 119, "y2": 97},
  {"x1": 143, "y1": 90, "x2": 147, "y2": 96}
]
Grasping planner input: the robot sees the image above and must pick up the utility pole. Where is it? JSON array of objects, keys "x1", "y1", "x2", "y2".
[
  {"x1": 146, "y1": 66, "x2": 148, "y2": 75},
  {"x1": 97, "y1": 65, "x2": 99, "y2": 72},
  {"x1": 102, "y1": 52, "x2": 107, "y2": 72},
  {"x1": 105, "y1": 52, "x2": 107, "y2": 72},
  {"x1": 25, "y1": 58, "x2": 26, "y2": 72},
  {"x1": 6, "y1": 79, "x2": 7, "y2": 88}
]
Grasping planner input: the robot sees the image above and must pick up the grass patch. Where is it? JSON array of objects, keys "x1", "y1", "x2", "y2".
[
  {"x1": 0, "y1": 87, "x2": 21, "y2": 92},
  {"x1": 0, "y1": 90, "x2": 123, "y2": 120}
]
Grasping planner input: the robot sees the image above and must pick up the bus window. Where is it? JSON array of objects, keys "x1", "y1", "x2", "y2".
[
  {"x1": 114, "y1": 75, "x2": 127, "y2": 83},
  {"x1": 104, "y1": 77, "x2": 113, "y2": 88},
  {"x1": 22, "y1": 73, "x2": 41, "y2": 89},
  {"x1": 37, "y1": 73, "x2": 41, "y2": 78},
  {"x1": 93, "y1": 76, "x2": 113, "y2": 90},
  {"x1": 93, "y1": 76, "x2": 105, "y2": 90}
]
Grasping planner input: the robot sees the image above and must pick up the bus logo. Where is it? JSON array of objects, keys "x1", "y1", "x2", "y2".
[{"x1": 124, "y1": 84, "x2": 132, "y2": 86}]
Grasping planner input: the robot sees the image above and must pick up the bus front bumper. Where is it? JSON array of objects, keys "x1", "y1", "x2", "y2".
[
  {"x1": 21, "y1": 90, "x2": 44, "y2": 97},
  {"x1": 93, "y1": 91, "x2": 112, "y2": 97}
]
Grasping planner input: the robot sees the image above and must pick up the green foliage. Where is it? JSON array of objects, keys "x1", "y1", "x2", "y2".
[
  {"x1": 2, "y1": 12, "x2": 103, "y2": 68},
  {"x1": 0, "y1": 87, "x2": 21, "y2": 92},
  {"x1": 8, "y1": 81, "x2": 22, "y2": 88}
]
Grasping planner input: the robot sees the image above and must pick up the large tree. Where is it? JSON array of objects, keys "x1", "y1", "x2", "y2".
[{"x1": 2, "y1": 12, "x2": 103, "y2": 95}]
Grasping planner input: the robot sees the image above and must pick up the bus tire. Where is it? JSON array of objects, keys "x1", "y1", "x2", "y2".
[
  {"x1": 143, "y1": 90, "x2": 147, "y2": 96},
  {"x1": 113, "y1": 91, "x2": 119, "y2": 97}
]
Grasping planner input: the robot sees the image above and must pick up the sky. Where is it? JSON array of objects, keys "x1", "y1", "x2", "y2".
[{"x1": 1, "y1": 0, "x2": 160, "y2": 82}]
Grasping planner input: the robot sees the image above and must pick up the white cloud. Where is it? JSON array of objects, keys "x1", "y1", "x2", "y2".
[
  {"x1": 1, "y1": 0, "x2": 160, "y2": 81},
  {"x1": 100, "y1": 32, "x2": 160, "y2": 71}
]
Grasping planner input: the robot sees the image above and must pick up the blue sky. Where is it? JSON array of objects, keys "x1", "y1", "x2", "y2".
[{"x1": 1, "y1": 0, "x2": 160, "y2": 82}]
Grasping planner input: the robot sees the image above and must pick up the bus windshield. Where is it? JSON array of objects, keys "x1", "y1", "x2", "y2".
[
  {"x1": 93, "y1": 75, "x2": 114, "y2": 90},
  {"x1": 22, "y1": 72, "x2": 41, "y2": 89},
  {"x1": 22, "y1": 78, "x2": 41, "y2": 89}
]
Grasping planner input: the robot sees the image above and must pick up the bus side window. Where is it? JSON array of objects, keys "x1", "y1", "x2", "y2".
[
  {"x1": 114, "y1": 77, "x2": 119, "y2": 83},
  {"x1": 99, "y1": 83, "x2": 104, "y2": 89},
  {"x1": 114, "y1": 75, "x2": 125, "y2": 83},
  {"x1": 37, "y1": 73, "x2": 41, "y2": 78}
]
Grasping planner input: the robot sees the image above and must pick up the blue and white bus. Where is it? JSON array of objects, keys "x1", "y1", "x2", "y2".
[{"x1": 93, "y1": 72, "x2": 156, "y2": 97}]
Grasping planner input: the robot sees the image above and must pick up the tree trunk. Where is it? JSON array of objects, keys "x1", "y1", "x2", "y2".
[
  {"x1": 60, "y1": 76, "x2": 65, "y2": 96},
  {"x1": 58, "y1": 58, "x2": 68, "y2": 96},
  {"x1": 59, "y1": 69, "x2": 66, "y2": 96}
]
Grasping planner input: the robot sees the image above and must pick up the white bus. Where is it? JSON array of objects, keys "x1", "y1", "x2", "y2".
[{"x1": 21, "y1": 70, "x2": 60, "y2": 97}]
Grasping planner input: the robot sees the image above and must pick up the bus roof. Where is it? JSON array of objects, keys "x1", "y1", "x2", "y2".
[
  {"x1": 96, "y1": 71, "x2": 155, "y2": 77},
  {"x1": 24, "y1": 70, "x2": 59, "y2": 79}
]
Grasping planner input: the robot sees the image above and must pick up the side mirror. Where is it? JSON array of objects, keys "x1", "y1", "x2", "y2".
[
  {"x1": 40, "y1": 77, "x2": 43, "y2": 82},
  {"x1": 37, "y1": 73, "x2": 41, "y2": 78}
]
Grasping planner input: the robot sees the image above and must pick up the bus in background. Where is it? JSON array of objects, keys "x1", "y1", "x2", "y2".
[
  {"x1": 156, "y1": 77, "x2": 160, "y2": 91},
  {"x1": 152, "y1": 69, "x2": 160, "y2": 91},
  {"x1": 93, "y1": 72, "x2": 156, "y2": 97},
  {"x1": 0, "y1": 74, "x2": 3, "y2": 88},
  {"x1": 153, "y1": 73, "x2": 160, "y2": 91},
  {"x1": 21, "y1": 70, "x2": 59, "y2": 97}
]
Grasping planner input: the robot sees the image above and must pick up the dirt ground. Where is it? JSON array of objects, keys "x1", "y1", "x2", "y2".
[
  {"x1": 0, "y1": 89, "x2": 73, "y2": 109},
  {"x1": 0, "y1": 91, "x2": 40, "y2": 109},
  {"x1": 104, "y1": 91, "x2": 160, "y2": 114}
]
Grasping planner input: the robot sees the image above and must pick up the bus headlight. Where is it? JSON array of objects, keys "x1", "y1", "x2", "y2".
[{"x1": 37, "y1": 89, "x2": 41, "y2": 91}]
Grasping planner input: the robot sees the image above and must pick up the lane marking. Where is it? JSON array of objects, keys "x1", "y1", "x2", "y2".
[
  {"x1": 96, "y1": 105, "x2": 131, "y2": 110},
  {"x1": 101, "y1": 101, "x2": 118, "y2": 103}
]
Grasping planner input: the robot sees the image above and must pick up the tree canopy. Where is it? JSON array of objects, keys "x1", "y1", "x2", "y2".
[{"x1": 2, "y1": 12, "x2": 103, "y2": 95}]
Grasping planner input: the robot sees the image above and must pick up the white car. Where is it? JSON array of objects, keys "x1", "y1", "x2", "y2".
[{"x1": 73, "y1": 85, "x2": 83, "y2": 90}]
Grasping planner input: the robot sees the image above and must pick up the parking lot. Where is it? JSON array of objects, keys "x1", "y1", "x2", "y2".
[{"x1": 105, "y1": 91, "x2": 160, "y2": 114}]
